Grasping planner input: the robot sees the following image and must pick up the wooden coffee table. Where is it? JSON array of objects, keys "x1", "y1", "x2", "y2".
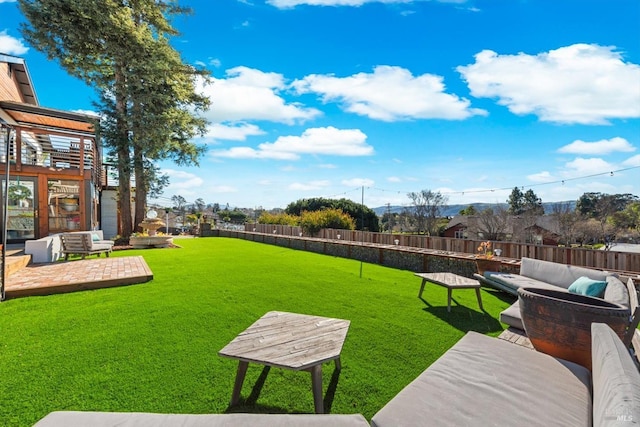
[
  {"x1": 218, "y1": 311, "x2": 350, "y2": 413},
  {"x1": 416, "y1": 272, "x2": 484, "y2": 312}
]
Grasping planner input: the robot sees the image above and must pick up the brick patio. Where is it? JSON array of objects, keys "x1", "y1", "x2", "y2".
[{"x1": 5, "y1": 255, "x2": 153, "y2": 299}]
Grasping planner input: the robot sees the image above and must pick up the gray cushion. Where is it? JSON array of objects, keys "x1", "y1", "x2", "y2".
[
  {"x1": 371, "y1": 331, "x2": 592, "y2": 427},
  {"x1": 591, "y1": 323, "x2": 640, "y2": 427},
  {"x1": 603, "y1": 276, "x2": 630, "y2": 309},
  {"x1": 485, "y1": 271, "x2": 564, "y2": 293},
  {"x1": 91, "y1": 242, "x2": 114, "y2": 251},
  {"x1": 500, "y1": 301, "x2": 524, "y2": 330},
  {"x1": 33, "y1": 412, "x2": 370, "y2": 427},
  {"x1": 520, "y1": 257, "x2": 612, "y2": 289}
]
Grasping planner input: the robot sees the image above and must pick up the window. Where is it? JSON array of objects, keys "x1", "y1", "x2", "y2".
[{"x1": 48, "y1": 180, "x2": 81, "y2": 231}]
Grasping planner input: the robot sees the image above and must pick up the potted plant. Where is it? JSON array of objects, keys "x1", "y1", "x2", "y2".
[{"x1": 475, "y1": 241, "x2": 501, "y2": 275}]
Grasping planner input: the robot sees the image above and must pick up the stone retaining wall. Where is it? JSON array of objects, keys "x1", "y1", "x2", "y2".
[{"x1": 208, "y1": 229, "x2": 520, "y2": 278}]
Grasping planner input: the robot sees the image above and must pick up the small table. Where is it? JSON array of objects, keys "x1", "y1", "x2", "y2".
[
  {"x1": 416, "y1": 272, "x2": 484, "y2": 312},
  {"x1": 218, "y1": 311, "x2": 350, "y2": 414}
]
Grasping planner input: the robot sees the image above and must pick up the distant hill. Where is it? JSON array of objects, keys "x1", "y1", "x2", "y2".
[{"x1": 373, "y1": 201, "x2": 577, "y2": 217}]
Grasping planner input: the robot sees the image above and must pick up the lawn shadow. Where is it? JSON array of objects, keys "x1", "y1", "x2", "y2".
[
  {"x1": 420, "y1": 296, "x2": 503, "y2": 334},
  {"x1": 322, "y1": 365, "x2": 341, "y2": 413},
  {"x1": 481, "y1": 286, "x2": 517, "y2": 304},
  {"x1": 224, "y1": 364, "x2": 342, "y2": 414}
]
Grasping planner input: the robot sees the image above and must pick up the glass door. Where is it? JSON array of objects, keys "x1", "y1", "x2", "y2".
[{"x1": 2, "y1": 177, "x2": 37, "y2": 241}]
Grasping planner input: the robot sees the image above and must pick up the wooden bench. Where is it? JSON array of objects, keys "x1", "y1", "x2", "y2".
[{"x1": 61, "y1": 232, "x2": 113, "y2": 260}]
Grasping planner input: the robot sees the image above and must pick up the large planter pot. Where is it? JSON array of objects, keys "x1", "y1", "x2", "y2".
[
  {"x1": 475, "y1": 258, "x2": 501, "y2": 276},
  {"x1": 129, "y1": 235, "x2": 174, "y2": 249},
  {"x1": 517, "y1": 287, "x2": 629, "y2": 370}
]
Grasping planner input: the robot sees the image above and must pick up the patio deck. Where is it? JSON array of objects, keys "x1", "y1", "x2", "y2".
[{"x1": 4, "y1": 255, "x2": 153, "y2": 299}]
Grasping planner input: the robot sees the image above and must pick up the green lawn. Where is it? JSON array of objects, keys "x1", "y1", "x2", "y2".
[{"x1": 0, "y1": 237, "x2": 515, "y2": 426}]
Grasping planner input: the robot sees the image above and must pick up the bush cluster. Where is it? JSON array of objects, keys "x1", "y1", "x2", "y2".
[{"x1": 258, "y1": 208, "x2": 355, "y2": 236}]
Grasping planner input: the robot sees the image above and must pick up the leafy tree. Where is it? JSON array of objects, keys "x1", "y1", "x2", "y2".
[
  {"x1": 285, "y1": 198, "x2": 379, "y2": 232},
  {"x1": 507, "y1": 187, "x2": 525, "y2": 215},
  {"x1": 171, "y1": 195, "x2": 187, "y2": 213},
  {"x1": 19, "y1": 0, "x2": 209, "y2": 237},
  {"x1": 380, "y1": 212, "x2": 399, "y2": 232},
  {"x1": 194, "y1": 198, "x2": 206, "y2": 213},
  {"x1": 299, "y1": 209, "x2": 356, "y2": 236},
  {"x1": 458, "y1": 205, "x2": 477, "y2": 216},
  {"x1": 576, "y1": 193, "x2": 638, "y2": 247},
  {"x1": 406, "y1": 189, "x2": 448, "y2": 236},
  {"x1": 609, "y1": 201, "x2": 640, "y2": 244},
  {"x1": 507, "y1": 187, "x2": 543, "y2": 216},
  {"x1": 219, "y1": 209, "x2": 247, "y2": 224},
  {"x1": 577, "y1": 193, "x2": 637, "y2": 218},
  {"x1": 522, "y1": 190, "x2": 544, "y2": 215}
]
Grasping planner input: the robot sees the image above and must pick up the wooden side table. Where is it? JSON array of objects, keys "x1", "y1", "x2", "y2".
[
  {"x1": 416, "y1": 272, "x2": 484, "y2": 312},
  {"x1": 219, "y1": 311, "x2": 350, "y2": 413}
]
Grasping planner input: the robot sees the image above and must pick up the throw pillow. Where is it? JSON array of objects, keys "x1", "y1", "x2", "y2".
[
  {"x1": 568, "y1": 276, "x2": 607, "y2": 298},
  {"x1": 91, "y1": 233, "x2": 100, "y2": 242}
]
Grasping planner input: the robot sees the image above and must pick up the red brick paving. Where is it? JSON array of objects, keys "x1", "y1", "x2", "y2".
[{"x1": 5, "y1": 256, "x2": 153, "y2": 299}]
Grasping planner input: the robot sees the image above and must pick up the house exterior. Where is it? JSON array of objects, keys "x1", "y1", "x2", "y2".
[
  {"x1": 444, "y1": 214, "x2": 561, "y2": 245},
  {"x1": 0, "y1": 53, "x2": 102, "y2": 243}
]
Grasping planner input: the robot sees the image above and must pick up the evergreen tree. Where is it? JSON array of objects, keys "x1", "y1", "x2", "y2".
[{"x1": 19, "y1": 0, "x2": 208, "y2": 237}]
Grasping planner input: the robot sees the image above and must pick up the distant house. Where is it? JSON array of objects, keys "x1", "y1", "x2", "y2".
[
  {"x1": 442, "y1": 215, "x2": 467, "y2": 239},
  {"x1": 444, "y1": 214, "x2": 561, "y2": 245},
  {"x1": 0, "y1": 53, "x2": 103, "y2": 243}
]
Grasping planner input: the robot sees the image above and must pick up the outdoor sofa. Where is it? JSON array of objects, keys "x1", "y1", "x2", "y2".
[
  {"x1": 25, "y1": 230, "x2": 113, "y2": 263},
  {"x1": 34, "y1": 323, "x2": 640, "y2": 427},
  {"x1": 60, "y1": 230, "x2": 114, "y2": 260},
  {"x1": 476, "y1": 257, "x2": 639, "y2": 344}
]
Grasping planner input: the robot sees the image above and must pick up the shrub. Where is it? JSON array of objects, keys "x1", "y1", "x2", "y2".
[
  {"x1": 299, "y1": 208, "x2": 355, "y2": 236},
  {"x1": 257, "y1": 212, "x2": 299, "y2": 226}
]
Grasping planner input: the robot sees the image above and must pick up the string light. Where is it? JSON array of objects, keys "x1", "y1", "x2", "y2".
[{"x1": 368, "y1": 165, "x2": 639, "y2": 198}]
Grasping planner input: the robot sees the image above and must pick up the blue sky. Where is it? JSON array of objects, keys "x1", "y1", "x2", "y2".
[{"x1": 1, "y1": 0, "x2": 639, "y2": 210}]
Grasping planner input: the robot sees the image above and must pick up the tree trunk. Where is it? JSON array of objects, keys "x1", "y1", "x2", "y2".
[
  {"x1": 133, "y1": 145, "x2": 146, "y2": 231},
  {"x1": 115, "y1": 64, "x2": 132, "y2": 238}
]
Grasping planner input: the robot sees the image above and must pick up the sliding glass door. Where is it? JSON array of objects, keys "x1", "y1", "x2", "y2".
[{"x1": 2, "y1": 177, "x2": 37, "y2": 242}]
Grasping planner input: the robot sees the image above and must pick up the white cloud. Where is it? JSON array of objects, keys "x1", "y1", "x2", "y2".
[
  {"x1": 267, "y1": 0, "x2": 463, "y2": 8},
  {"x1": 163, "y1": 169, "x2": 204, "y2": 186},
  {"x1": 458, "y1": 44, "x2": 640, "y2": 124},
  {"x1": 289, "y1": 180, "x2": 331, "y2": 190},
  {"x1": 558, "y1": 137, "x2": 635, "y2": 155},
  {"x1": 204, "y1": 123, "x2": 265, "y2": 143},
  {"x1": 160, "y1": 169, "x2": 237, "y2": 200},
  {"x1": 0, "y1": 30, "x2": 29, "y2": 55},
  {"x1": 72, "y1": 109, "x2": 100, "y2": 117},
  {"x1": 210, "y1": 146, "x2": 298, "y2": 160},
  {"x1": 293, "y1": 65, "x2": 486, "y2": 121},
  {"x1": 342, "y1": 178, "x2": 374, "y2": 187},
  {"x1": 200, "y1": 66, "x2": 321, "y2": 124},
  {"x1": 623, "y1": 154, "x2": 640, "y2": 167},
  {"x1": 211, "y1": 126, "x2": 373, "y2": 160},
  {"x1": 318, "y1": 163, "x2": 338, "y2": 169},
  {"x1": 208, "y1": 185, "x2": 238, "y2": 193},
  {"x1": 563, "y1": 157, "x2": 614, "y2": 176},
  {"x1": 527, "y1": 171, "x2": 555, "y2": 182},
  {"x1": 387, "y1": 176, "x2": 402, "y2": 182}
]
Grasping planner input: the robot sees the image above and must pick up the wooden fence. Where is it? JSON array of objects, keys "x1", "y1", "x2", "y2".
[{"x1": 247, "y1": 223, "x2": 640, "y2": 274}]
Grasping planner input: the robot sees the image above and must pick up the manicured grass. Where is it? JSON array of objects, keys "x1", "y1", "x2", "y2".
[{"x1": 0, "y1": 237, "x2": 515, "y2": 426}]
